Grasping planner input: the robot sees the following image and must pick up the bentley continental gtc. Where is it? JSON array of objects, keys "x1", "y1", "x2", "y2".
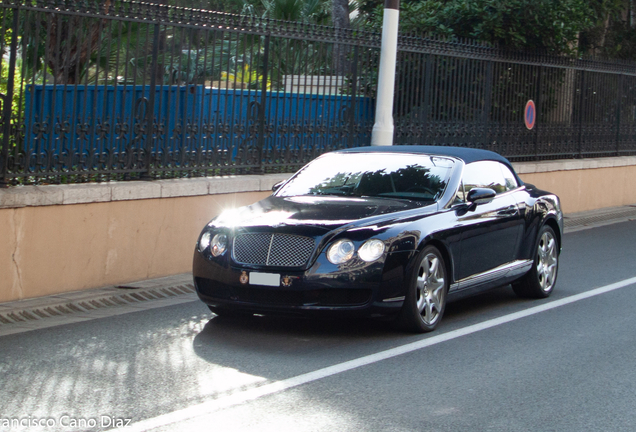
[{"x1": 193, "y1": 146, "x2": 562, "y2": 332}]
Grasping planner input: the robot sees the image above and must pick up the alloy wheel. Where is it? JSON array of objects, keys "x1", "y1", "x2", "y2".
[
  {"x1": 537, "y1": 230, "x2": 558, "y2": 292},
  {"x1": 415, "y1": 253, "x2": 445, "y2": 325}
]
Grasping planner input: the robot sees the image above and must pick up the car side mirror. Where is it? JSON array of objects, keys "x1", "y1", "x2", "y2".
[
  {"x1": 272, "y1": 180, "x2": 284, "y2": 193},
  {"x1": 466, "y1": 188, "x2": 496, "y2": 206}
]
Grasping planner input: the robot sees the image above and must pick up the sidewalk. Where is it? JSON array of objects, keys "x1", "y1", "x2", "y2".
[
  {"x1": 563, "y1": 204, "x2": 636, "y2": 232},
  {"x1": 0, "y1": 274, "x2": 197, "y2": 336},
  {"x1": 1, "y1": 204, "x2": 635, "y2": 336}
]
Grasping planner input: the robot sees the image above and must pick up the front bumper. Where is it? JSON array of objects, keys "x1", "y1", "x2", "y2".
[{"x1": 192, "y1": 249, "x2": 413, "y2": 318}]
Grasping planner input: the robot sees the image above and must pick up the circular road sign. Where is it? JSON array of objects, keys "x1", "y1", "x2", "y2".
[{"x1": 524, "y1": 100, "x2": 536, "y2": 130}]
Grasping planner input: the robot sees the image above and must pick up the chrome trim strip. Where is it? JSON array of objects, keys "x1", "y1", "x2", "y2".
[
  {"x1": 457, "y1": 260, "x2": 532, "y2": 290},
  {"x1": 231, "y1": 236, "x2": 237, "y2": 262},
  {"x1": 495, "y1": 185, "x2": 526, "y2": 199},
  {"x1": 382, "y1": 296, "x2": 406, "y2": 302},
  {"x1": 265, "y1": 233, "x2": 274, "y2": 265}
]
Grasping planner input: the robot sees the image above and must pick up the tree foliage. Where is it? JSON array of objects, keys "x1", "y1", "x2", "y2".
[
  {"x1": 355, "y1": 0, "x2": 636, "y2": 60},
  {"x1": 236, "y1": 0, "x2": 330, "y2": 23},
  {"x1": 362, "y1": 0, "x2": 595, "y2": 55},
  {"x1": 578, "y1": 0, "x2": 636, "y2": 60}
]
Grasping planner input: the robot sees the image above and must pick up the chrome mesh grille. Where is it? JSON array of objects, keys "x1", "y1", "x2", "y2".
[
  {"x1": 233, "y1": 233, "x2": 271, "y2": 265},
  {"x1": 233, "y1": 233, "x2": 315, "y2": 267}
]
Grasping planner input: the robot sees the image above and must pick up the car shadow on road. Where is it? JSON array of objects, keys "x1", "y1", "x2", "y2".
[
  {"x1": 444, "y1": 284, "x2": 524, "y2": 321},
  {"x1": 195, "y1": 312, "x2": 399, "y2": 348},
  {"x1": 190, "y1": 284, "x2": 530, "y2": 379},
  {"x1": 191, "y1": 313, "x2": 406, "y2": 379}
]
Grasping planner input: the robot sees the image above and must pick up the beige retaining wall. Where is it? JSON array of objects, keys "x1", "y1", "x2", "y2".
[
  {"x1": 1, "y1": 156, "x2": 635, "y2": 303},
  {"x1": 515, "y1": 157, "x2": 636, "y2": 213},
  {"x1": 0, "y1": 175, "x2": 286, "y2": 304}
]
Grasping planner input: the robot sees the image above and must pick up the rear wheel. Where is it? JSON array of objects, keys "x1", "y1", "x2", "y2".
[
  {"x1": 396, "y1": 245, "x2": 448, "y2": 333},
  {"x1": 512, "y1": 225, "x2": 559, "y2": 298}
]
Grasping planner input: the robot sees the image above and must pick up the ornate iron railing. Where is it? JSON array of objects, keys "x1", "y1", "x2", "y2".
[
  {"x1": 1, "y1": 0, "x2": 636, "y2": 186},
  {"x1": 393, "y1": 41, "x2": 636, "y2": 161}
]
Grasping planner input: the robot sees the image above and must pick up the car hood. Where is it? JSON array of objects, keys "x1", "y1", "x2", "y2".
[{"x1": 211, "y1": 195, "x2": 434, "y2": 232}]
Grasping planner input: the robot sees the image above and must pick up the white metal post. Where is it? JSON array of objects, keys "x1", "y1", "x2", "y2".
[{"x1": 371, "y1": 0, "x2": 400, "y2": 146}]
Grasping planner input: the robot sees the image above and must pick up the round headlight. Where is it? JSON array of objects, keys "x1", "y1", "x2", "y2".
[
  {"x1": 211, "y1": 233, "x2": 228, "y2": 257},
  {"x1": 358, "y1": 239, "x2": 385, "y2": 262},
  {"x1": 327, "y1": 239, "x2": 355, "y2": 264},
  {"x1": 199, "y1": 231, "x2": 212, "y2": 252}
]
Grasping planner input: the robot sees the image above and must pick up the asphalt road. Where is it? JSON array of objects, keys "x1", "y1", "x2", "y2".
[{"x1": 1, "y1": 221, "x2": 636, "y2": 432}]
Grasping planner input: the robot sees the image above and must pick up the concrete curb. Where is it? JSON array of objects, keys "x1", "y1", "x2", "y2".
[
  {"x1": 0, "y1": 173, "x2": 291, "y2": 209},
  {"x1": 513, "y1": 155, "x2": 636, "y2": 175},
  {"x1": 563, "y1": 204, "x2": 636, "y2": 233},
  {"x1": 2, "y1": 156, "x2": 636, "y2": 209},
  {"x1": 0, "y1": 274, "x2": 196, "y2": 336}
]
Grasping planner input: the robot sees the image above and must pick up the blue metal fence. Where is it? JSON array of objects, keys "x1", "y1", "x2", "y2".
[{"x1": 24, "y1": 84, "x2": 374, "y2": 163}]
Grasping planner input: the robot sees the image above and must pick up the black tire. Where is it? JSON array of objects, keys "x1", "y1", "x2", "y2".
[
  {"x1": 396, "y1": 245, "x2": 449, "y2": 333},
  {"x1": 512, "y1": 225, "x2": 559, "y2": 299}
]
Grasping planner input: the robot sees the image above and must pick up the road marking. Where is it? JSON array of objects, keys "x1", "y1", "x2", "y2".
[{"x1": 114, "y1": 276, "x2": 636, "y2": 432}]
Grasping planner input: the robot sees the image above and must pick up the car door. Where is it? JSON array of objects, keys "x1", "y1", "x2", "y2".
[{"x1": 454, "y1": 161, "x2": 525, "y2": 281}]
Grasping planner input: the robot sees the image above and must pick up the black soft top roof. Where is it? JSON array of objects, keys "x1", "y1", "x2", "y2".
[
  {"x1": 336, "y1": 145, "x2": 523, "y2": 185},
  {"x1": 337, "y1": 145, "x2": 512, "y2": 165}
]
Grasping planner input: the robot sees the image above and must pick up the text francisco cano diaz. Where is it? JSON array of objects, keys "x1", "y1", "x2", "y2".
[{"x1": 0, "y1": 415, "x2": 132, "y2": 429}]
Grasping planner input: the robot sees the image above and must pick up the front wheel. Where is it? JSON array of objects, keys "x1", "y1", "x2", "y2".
[
  {"x1": 512, "y1": 225, "x2": 559, "y2": 298},
  {"x1": 396, "y1": 245, "x2": 448, "y2": 333}
]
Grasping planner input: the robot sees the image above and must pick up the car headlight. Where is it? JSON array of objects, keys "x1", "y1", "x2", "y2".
[
  {"x1": 327, "y1": 239, "x2": 355, "y2": 264},
  {"x1": 210, "y1": 233, "x2": 228, "y2": 257},
  {"x1": 199, "y1": 231, "x2": 212, "y2": 253},
  {"x1": 358, "y1": 239, "x2": 385, "y2": 262}
]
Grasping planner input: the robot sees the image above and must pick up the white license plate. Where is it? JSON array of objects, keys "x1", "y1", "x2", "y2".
[{"x1": 250, "y1": 272, "x2": 280, "y2": 287}]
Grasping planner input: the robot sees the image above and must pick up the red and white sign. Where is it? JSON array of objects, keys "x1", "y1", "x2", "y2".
[{"x1": 524, "y1": 100, "x2": 536, "y2": 130}]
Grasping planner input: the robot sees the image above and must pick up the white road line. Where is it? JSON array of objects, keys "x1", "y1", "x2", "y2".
[{"x1": 114, "y1": 276, "x2": 636, "y2": 432}]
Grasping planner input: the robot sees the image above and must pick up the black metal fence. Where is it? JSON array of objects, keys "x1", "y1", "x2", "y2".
[
  {"x1": 2, "y1": 0, "x2": 636, "y2": 186},
  {"x1": 0, "y1": 0, "x2": 379, "y2": 185},
  {"x1": 393, "y1": 39, "x2": 636, "y2": 161}
]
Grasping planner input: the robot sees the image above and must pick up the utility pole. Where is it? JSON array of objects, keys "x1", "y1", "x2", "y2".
[{"x1": 371, "y1": 0, "x2": 400, "y2": 146}]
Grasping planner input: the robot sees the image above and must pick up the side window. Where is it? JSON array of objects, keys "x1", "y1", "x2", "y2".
[
  {"x1": 462, "y1": 161, "x2": 508, "y2": 195},
  {"x1": 499, "y1": 164, "x2": 519, "y2": 191}
]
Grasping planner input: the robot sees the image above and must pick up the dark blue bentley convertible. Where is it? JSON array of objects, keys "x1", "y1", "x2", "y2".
[{"x1": 193, "y1": 146, "x2": 562, "y2": 332}]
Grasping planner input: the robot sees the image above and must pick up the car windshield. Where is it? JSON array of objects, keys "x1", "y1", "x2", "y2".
[{"x1": 276, "y1": 153, "x2": 455, "y2": 202}]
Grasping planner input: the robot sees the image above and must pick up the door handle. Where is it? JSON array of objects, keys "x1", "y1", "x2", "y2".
[{"x1": 497, "y1": 206, "x2": 518, "y2": 216}]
